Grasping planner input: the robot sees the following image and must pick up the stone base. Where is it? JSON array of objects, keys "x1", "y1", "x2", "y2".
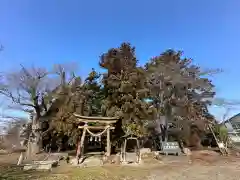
[
  {"x1": 71, "y1": 156, "x2": 103, "y2": 167},
  {"x1": 23, "y1": 163, "x2": 52, "y2": 171},
  {"x1": 70, "y1": 158, "x2": 78, "y2": 166},
  {"x1": 33, "y1": 160, "x2": 58, "y2": 167},
  {"x1": 23, "y1": 160, "x2": 58, "y2": 171},
  {"x1": 0, "y1": 149, "x2": 8, "y2": 154},
  {"x1": 121, "y1": 161, "x2": 141, "y2": 166},
  {"x1": 124, "y1": 152, "x2": 139, "y2": 163},
  {"x1": 140, "y1": 148, "x2": 151, "y2": 154}
]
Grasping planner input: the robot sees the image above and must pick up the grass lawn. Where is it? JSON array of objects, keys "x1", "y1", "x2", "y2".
[
  {"x1": 2, "y1": 151, "x2": 240, "y2": 180},
  {"x1": 46, "y1": 166, "x2": 152, "y2": 180},
  {"x1": 0, "y1": 164, "x2": 153, "y2": 180},
  {"x1": 0, "y1": 153, "x2": 156, "y2": 180}
]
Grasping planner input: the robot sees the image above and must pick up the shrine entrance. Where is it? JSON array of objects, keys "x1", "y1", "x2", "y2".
[{"x1": 74, "y1": 114, "x2": 118, "y2": 164}]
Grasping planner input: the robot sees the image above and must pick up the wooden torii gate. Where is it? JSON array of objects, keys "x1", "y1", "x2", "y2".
[{"x1": 73, "y1": 113, "x2": 118, "y2": 164}]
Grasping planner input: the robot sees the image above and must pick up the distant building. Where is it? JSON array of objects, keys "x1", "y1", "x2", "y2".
[
  {"x1": 223, "y1": 113, "x2": 240, "y2": 132},
  {"x1": 223, "y1": 113, "x2": 240, "y2": 143}
]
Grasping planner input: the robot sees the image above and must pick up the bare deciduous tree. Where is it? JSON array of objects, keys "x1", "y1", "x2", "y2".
[{"x1": 0, "y1": 63, "x2": 77, "y2": 155}]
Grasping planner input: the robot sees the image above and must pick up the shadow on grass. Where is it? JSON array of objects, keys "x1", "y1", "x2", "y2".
[{"x1": 0, "y1": 164, "x2": 50, "y2": 180}]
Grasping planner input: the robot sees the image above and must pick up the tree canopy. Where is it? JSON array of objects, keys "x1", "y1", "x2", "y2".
[{"x1": 0, "y1": 42, "x2": 220, "y2": 153}]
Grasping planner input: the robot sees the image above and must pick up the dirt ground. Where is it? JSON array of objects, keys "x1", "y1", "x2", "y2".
[{"x1": 1, "y1": 151, "x2": 240, "y2": 180}]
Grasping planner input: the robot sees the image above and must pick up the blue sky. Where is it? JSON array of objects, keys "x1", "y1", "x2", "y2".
[{"x1": 0, "y1": 0, "x2": 240, "y2": 120}]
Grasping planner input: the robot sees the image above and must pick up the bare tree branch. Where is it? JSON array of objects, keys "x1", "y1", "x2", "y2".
[
  {"x1": 7, "y1": 104, "x2": 33, "y2": 113},
  {"x1": 1, "y1": 90, "x2": 36, "y2": 108},
  {"x1": 52, "y1": 63, "x2": 78, "y2": 85}
]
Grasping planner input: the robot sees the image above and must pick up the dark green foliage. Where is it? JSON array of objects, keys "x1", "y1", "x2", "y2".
[
  {"x1": 44, "y1": 69, "x2": 106, "y2": 147},
  {"x1": 144, "y1": 50, "x2": 216, "y2": 143},
  {"x1": 100, "y1": 43, "x2": 156, "y2": 136},
  {"x1": 84, "y1": 69, "x2": 105, "y2": 116},
  {"x1": 145, "y1": 50, "x2": 215, "y2": 120},
  {"x1": 1, "y1": 42, "x2": 220, "y2": 151},
  {"x1": 214, "y1": 124, "x2": 228, "y2": 143},
  {"x1": 45, "y1": 44, "x2": 217, "y2": 146}
]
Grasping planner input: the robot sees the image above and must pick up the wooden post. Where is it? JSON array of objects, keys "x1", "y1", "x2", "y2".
[
  {"x1": 26, "y1": 139, "x2": 32, "y2": 159},
  {"x1": 77, "y1": 124, "x2": 87, "y2": 164},
  {"x1": 123, "y1": 139, "x2": 127, "y2": 162},
  {"x1": 76, "y1": 139, "x2": 80, "y2": 160},
  {"x1": 106, "y1": 126, "x2": 111, "y2": 156},
  {"x1": 17, "y1": 152, "x2": 24, "y2": 165}
]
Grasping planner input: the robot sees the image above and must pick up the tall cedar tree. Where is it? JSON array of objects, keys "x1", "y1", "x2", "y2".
[
  {"x1": 100, "y1": 43, "x2": 156, "y2": 137},
  {"x1": 145, "y1": 50, "x2": 216, "y2": 143},
  {"x1": 44, "y1": 69, "x2": 104, "y2": 148}
]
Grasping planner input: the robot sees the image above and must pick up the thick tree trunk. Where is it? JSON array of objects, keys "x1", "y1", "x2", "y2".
[
  {"x1": 31, "y1": 135, "x2": 42, "y2": 154},
  {"x1": 26, "y1": 134, "x2": 42, "y2": 157},
  {"x1": 26, "y1": 114, "x2": 42, "y2": 157},
  {"x1": 189, "y1": 132, "x2": 203, "y2": 149}
]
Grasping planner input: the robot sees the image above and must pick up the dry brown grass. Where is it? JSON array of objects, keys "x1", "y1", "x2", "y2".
[
  {"x1": 0, "y1": 153, "x2": 50, "y2": 180},
  {"x1": 1, "y1": 151, "x2": 240, "y2": 180}
]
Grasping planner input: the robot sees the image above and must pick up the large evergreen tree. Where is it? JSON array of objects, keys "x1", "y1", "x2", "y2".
[
  {"x1": 100, "y1": 42, "x2": 156, "y2": 136},
  {"x1": 145, "y1": 50, "x2": 216, "y2": 143},
  {"x1": 42, "y1": 69, "x2": 104, "y2": 149},
  {"x1": 1, "y1": 43, "x2": 220, "y2": 152}
]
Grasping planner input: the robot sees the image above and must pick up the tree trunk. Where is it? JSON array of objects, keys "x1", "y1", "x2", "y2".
[
  {"x1": 31, "y1": 136, "x2": 41, "y2": 154},
  {"x1": 26, "y1": 115, "x2": 42, "y2": 157},
  {"x1": 189, "y1": 132, "x2": 203, "y2": 149},
  {"x1": 27, "y1": 134, "x2": 42, "y2": 157}
]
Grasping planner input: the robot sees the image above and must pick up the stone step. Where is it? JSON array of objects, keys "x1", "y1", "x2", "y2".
[
  {"x1": 80, "y1": 156, "x2": 103, "y2": 167},
  {"x1": 125, "y1": 152, "x2": 138, "y2": 163}
]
